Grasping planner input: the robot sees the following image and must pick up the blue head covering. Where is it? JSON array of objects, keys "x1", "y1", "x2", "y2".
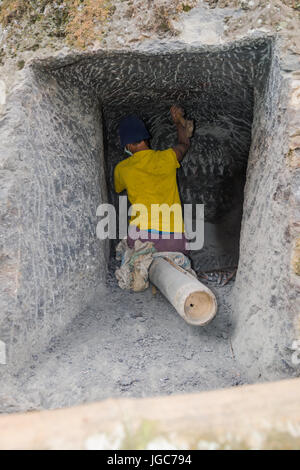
[{"x1": 119, "y1": 115, "x2": 150, "y2": 148}]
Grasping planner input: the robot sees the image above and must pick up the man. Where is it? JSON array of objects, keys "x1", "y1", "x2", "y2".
[{"x1": 114, "y1": 105, "x2": 191, "y2": 254}]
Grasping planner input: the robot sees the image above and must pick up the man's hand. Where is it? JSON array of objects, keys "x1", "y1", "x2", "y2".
[{"x1": 170, "y1": 105, "x2": 184, "y2": 124}]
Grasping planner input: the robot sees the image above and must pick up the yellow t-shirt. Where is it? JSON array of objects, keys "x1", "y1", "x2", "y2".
[{"x1": 114, "y1": 148, "x2": 184, "y2": 233}]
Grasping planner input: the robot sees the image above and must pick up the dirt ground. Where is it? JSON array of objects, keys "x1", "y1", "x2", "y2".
[{"x1": 0, "y1": 262, "x2": 241, "y2": 414}]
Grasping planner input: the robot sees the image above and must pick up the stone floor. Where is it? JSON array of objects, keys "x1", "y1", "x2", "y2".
[{"x1": 0, "y1": 267, "x2": 243, "y2": 414}]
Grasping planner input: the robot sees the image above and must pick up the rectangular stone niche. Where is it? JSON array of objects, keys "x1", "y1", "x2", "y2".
[{"x1": 0, "y1": 36, "x2": 296, "y2": 388}]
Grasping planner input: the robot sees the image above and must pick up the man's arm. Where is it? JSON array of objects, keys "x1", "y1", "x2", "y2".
[
  {"x1": 114, "y1": 164, "x2": 126, "y2": 193},
  {"x1": 171, "y1": 105, "x2": 191, "y2": 162}
]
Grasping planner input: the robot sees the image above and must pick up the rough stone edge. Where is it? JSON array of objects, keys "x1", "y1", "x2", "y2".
[
  {"x1": 30, "y1": 33, "x2": 275, "y2": 69},
  {"x1": 279, "y1": 38, "x2": 300, "y2": 343},
  {"x1": 0, "y1": 378, "x2": 299, "y2": 450}
]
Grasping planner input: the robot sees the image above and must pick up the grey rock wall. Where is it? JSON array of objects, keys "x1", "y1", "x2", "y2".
[
  {"x1": 0, "y1": 68, "x2": 108, "y2": 371},
  {"x1": 231, "y1": 41, "x2": 299, "y2": 382}
]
